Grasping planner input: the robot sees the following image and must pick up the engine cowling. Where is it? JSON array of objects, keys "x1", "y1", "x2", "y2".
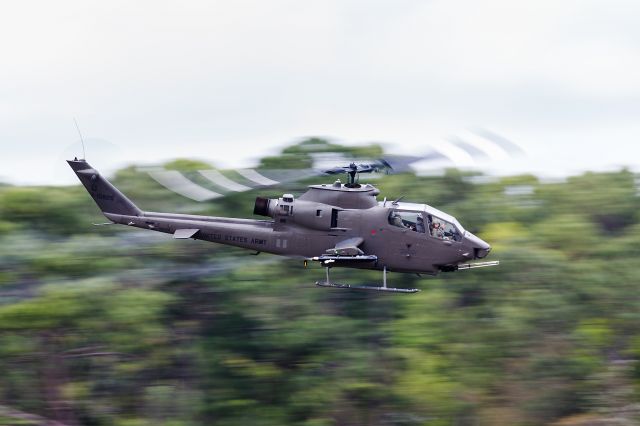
[{"x1": 254, "y1": 195, "x2": 337, "y2": 231}]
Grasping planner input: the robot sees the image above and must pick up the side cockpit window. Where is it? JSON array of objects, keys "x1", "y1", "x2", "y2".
[
  {"x1": 388, "y1": 210, "x2": 426, "y2": 233},
  {"x1": 427, "y1": 215, "x2": 462, "y2": 242}
]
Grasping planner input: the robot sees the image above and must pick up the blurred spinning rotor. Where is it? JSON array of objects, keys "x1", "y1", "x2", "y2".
[{"x1": 141, "y1": 128, "x2": 524, "y2": 202}]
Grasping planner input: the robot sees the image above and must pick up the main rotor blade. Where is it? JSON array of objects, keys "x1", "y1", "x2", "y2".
[
  {"x1": 141, "y1": 129, "x2": 525, "y2": 202},
  {"x1": 236, "y1": 169, "x2": 280, "y2": 186},
  {"x1": 199, "y1": 170, "x2": 252, "y2": 192},
  {"x1": 147, "y1": 170, "x2": 222, "y2": 201},
  {"x1": 383, "y1": 128, "x2": 525, "y2": 172}
]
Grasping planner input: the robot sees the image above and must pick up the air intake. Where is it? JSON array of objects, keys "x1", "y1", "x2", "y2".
[{"x1": 253, "y1": 197, "x2": 271, "y2": 217}]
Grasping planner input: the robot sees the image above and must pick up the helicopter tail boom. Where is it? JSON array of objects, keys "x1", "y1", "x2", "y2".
[{"x1": 67, "y1": 159, "x2": 142, "y2": 217}]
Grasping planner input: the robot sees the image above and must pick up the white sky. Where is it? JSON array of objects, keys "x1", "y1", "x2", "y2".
[{"x1": 1, "y1": 0, "x2": 639, "y2": 185}]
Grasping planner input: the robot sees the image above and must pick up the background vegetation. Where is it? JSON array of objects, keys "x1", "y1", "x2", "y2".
[{"x1": 0, "y1": 140, "x2": 639, "y2": 425}]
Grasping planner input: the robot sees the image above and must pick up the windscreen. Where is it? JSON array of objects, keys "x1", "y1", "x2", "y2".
[
  {"x1": 427, "y1": 214, "x2": 462, "y2": 241},
  {"x1": 388, "y1": 210, "x2": 426, "y2": 233}
]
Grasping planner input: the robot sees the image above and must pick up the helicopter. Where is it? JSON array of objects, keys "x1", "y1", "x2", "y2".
[{"x1": 67, "y1": 156, "x2": 498, "y2": 293}]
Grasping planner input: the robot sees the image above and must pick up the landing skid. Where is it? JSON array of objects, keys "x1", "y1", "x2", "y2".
[
  {"x1": 316, "y1": 266, "x2": 420, "y2": 294},
  {"x1": 316, "y1": 281, "x2": 420, "y2": 293}
]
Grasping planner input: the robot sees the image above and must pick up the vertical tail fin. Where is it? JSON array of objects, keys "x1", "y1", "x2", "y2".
[{"x1": 67, "y1": 159, "x2": 142, "y2": 216}]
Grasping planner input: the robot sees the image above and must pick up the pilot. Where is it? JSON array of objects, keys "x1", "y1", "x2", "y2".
[
  {"x1": 390, "y1": 212, "x2": 404, "y2": 228},
  {"x1": 430, "y1": 221, "x2": 444, "y2": 238},
  {"x1": 416, "y1": 216, "x2": 425, "y2": 233}
]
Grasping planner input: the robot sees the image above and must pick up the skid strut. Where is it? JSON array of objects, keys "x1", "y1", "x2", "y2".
[{"x1": 316, "y1": 264, "x2": 420, "y2": 294}]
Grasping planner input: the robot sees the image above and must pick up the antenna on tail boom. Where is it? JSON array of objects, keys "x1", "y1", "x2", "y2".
[{"x1": 73, "y1": 118, "x2": 86, "y2": 160}]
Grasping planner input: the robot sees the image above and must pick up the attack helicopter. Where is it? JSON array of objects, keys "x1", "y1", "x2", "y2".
[{"x1": 67, "y1": 155, "x2": 498, "y2": 293}]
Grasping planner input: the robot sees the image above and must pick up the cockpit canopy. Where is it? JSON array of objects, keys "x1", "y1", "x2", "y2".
[{"x1": 384, "y1": 201, "x2": 465, "y2": 242}]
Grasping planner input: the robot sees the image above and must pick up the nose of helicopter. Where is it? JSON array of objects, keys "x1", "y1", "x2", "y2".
[{"x1": 463, "y1": 232, "x2": 491, "y2": 259}]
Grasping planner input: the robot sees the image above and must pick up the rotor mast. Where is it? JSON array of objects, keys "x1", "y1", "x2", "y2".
[
  {"x1": 346, "y1": 163, "x2": 359, "y2": 187},
  {"x1": 324, "y1": 161, "x2": 390, "y2": 188}
]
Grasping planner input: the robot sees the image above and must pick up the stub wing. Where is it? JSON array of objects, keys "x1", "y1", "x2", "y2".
[
  {"x1": 325, "y1": 237, "x2": 365, "y2": 256},
  {"x1": 308, "y1": 237, "x2": 377, "y2": 267}
]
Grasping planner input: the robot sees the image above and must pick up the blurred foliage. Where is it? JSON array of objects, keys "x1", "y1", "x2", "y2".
[{"x1": 0, "y1": 141, "x2": 639, "y2": 425}]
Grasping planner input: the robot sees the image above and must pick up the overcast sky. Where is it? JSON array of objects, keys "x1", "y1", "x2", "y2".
[{"x1": 1, "y1": 0, "x2": 640, "y2": 185}]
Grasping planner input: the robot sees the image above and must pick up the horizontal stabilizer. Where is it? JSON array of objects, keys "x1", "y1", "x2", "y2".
[{"x1": 174, "y1": 229, "x2": 199, "y2": 239}]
